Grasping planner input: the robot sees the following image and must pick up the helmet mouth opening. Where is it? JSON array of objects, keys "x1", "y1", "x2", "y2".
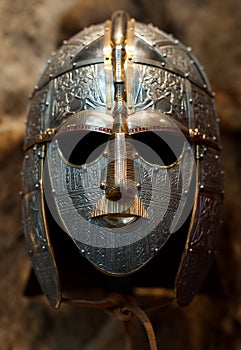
[{"x1": 94, "y1": 213, "x2": 139, "y2": 228}]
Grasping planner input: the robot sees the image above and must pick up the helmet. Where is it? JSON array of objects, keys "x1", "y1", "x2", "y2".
[{"x1": 22, "y1": 11, "x2": 223, "y2": 309}]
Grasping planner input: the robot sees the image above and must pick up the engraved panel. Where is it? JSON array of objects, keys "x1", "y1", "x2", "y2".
[
  {"x1": 50, "y1": 64, "x2": 106, "y2": 128},
  {"x1": 37, "y1": 24, "x2": 104, "y2": 89},
  {"x1": 37, "y1": 43, "x2": 81, "y2": 89},
  {"x1": 23, "y1": 190, "x2": 47, "y2": 249},
  {"x1": 192, "y1": 85, "x2": 220, "y2": 144},
  {"x1": 176, "y1": 249, "x2": 213, "y2": 306},
  {"x1": 189, "y1": 192, "x2": 222, "y2": 250},
  {"x1": 200, "y1": 148, "x2": 223, "y2": 193},
  {"x1": 135, "y1": 22, "x2": 211, "y2": 91},
  {"x1": 176, "y1": 191, "x2": 222, "y2": 306},
  {"x1": 22, "y1": 145, "x2": 43, "y2": 194},
  {"x1": 135, "y1": 22, "x2": 173, "y2": 46},
  {"x1": 133, "y1": 65, "x2": 187, "y2": 124},
  {"x1": 69, "y1": 24, "x2": 104, "y2": 47},
  {"x1": 22, "y1": 189, "x2": 60, "y2": 308},
  {"x1": 157, "y1": 45, "x2": 205, "y2": 86},
  {"x1": 25, "y1": 89, "x2": 48, "y2": 146}
]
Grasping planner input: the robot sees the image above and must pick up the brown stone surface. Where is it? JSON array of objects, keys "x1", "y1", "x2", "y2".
[{"x1": 0, "y1": 0, "x2": 240, "y2": 349}]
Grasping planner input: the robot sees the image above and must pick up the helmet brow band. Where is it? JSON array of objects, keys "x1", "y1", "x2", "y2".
[
  {"x1": 25, "y1": 128, "x2": 57, "y2": 151},
  {"x1": 24, "y1": 124, "x2": 220, "y2": 152},
  {"x1": 171, "y1": 120, "x2": 220, "y2": 150}
]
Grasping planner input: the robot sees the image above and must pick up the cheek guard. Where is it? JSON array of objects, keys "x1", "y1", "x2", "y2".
[{"x1": 22, "y1": 11, "x2": 223, "y2": 310}]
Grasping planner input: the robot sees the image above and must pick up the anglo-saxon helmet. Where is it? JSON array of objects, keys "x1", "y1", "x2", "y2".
[{"x1": 22, "y1": 11, "x2": 223, "y2": 309}]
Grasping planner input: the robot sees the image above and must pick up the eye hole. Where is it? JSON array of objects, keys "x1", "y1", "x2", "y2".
[
  {"x1": 131, "y1": 131, "x2": 185, "y2": 167},
  {"x1": 57, "y1": 131, "x2": 109, "y2": 166}
]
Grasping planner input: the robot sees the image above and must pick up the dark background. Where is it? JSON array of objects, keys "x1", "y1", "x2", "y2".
[{"x1": 0, "y1": 0, "x2": 240, "y2": 349}]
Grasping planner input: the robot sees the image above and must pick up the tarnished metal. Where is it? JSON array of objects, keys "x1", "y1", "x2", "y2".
[{"x1": 22, "y1": 10, "x2": 223, "y2": 308}]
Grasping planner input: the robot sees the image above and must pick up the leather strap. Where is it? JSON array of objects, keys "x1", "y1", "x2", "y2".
[{"x1": 62, "y1": 293, "x2": 163, "y2": 350}]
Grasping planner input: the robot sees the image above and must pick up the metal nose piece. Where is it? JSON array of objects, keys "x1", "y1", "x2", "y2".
[
  {"x1": 91, "y1": 11, "x2": 147, "y2": 228},
  {"x1": 105, "y1": 184, "x2": 122, "y2": 202},
  {"x1": 91, "y1": 134, "x2": 148, "y2": 226}
]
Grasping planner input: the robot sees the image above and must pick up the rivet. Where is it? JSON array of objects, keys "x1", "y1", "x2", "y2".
[
  {"x1": 185, "y1": 73, "x2": 190, "y2": 78},
  {"x1": 187, "y1": 46, "x2": 192, "y2": 52},
  {"x1": 189, "y1": 98, "x2": 193, "y2": 104},
  {"x1": 28, "y1": 249, "x2": 33, "y2": 256},
  {"x1": 203, "y1": 84, "x2": 207, "y2": 89},
  {"x1": 100, "y1": 182, "x2": 107, "y2": 190},
  {"x1": 42, "y1": 245, "x2": 46, "y2": 251},
  {"x1": 73, "y1": 62, "x2": 77, "y2": 67},
  {"x1": 161, "y1": 62, "x2": 165, "y2": 67}
]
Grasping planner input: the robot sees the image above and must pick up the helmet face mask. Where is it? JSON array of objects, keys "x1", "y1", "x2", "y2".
[{"x1": 22, "y1": 11, "x2": 223, "y2": 308}]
